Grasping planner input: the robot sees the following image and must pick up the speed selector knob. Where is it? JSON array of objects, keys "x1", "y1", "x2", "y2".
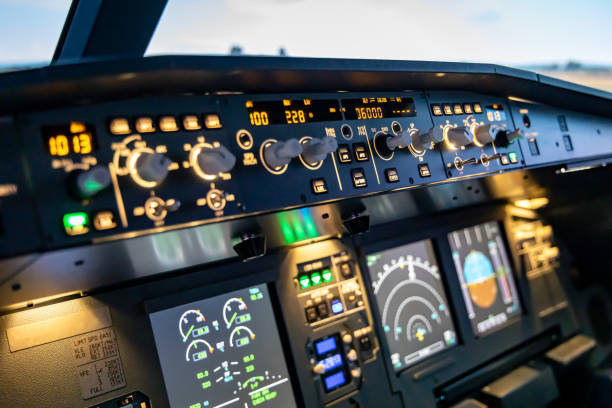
[
  {"x1": 445, "y1": 126, "x2": 473, "y2": 149},
  {"x1": 301, "y1": 136, "x2": 338, "y2": 164},
  {"x1": 385, "y1": 132, "x2": 412, "y2": 151},
  {"x1": 70, "y1": 166, "x2": 111, "y2": 198},
  {"x1": 195, "y1": 145, "x2": 236, "y2": 175},
  {"x1": 410, "y1": 128, "x2": 444, "y2": 152},
  {"x1": 134, "y1": 152, "x2": 172, "y2": 184},
  {"x1": 471, "y1": 123, "x2": 499, "y2": 146},
  {"x1": 263, "y1": 138, "x2": 303, "y2": 169}
]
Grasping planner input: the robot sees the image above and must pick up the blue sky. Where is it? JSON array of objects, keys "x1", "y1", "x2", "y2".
[{"x1": 1, "y1": 0, "x2": 610, "y2": 66}]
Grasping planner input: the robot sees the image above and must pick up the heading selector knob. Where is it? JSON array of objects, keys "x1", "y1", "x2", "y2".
[
  {"x1": 410, "y1": 128, "x2": 444, "y2": 152},
  {"x1": 263, "y1": 138, "x2": 303, "y2": 169},
  {"x1": 472, "y1": 123, "x2": 499, "y2": 146},
  {"x1": 385, "y1": 132, "x2": 412, "y2": 151},
  {"x1": 495, "y1": 128, "x2": 522, "y2": 148},
  {"x1": 71, "y1": 166, "x2": 111, "y2": 198},
  {"x1": 133, "y1": 152, "x2": 171, "y2": 184},
  {"x1": 445, "y1": 126, "x2": 473, "y2": 149},
  {"x1": 194, "y1": 145, "x2": 236, "y2": 176},
  {"x1": 301, "y1": 136, "x2": 338, "y2": 164}
]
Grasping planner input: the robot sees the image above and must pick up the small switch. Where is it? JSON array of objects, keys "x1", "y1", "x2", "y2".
[
  {"x1": 135, "y1": 117, "x2": 155, "y2": 133},
  {"x1": 359, "y1": 335, "x2": 372, "y2": 351},
  {"x1": 453, "y1": 104, "x2": 464, "y2": 115},
  {"x1": 351, "y1": 168, "x2": 367, "y2": 188},
  {"x1": 337, "y1": 144, "x2": 352, "y2": 163},
  {"x1": 346, "y1": 349, "x2": 358, "y2": 361},
  {"x1": 159, "y1": 116, "x2": 179, "y2": 132},
  {"x1": 385, "y1": 168, "x2": 399, "y2": 183},
  {"x1": 63, "y1": 212, "x2": 90, "y2": 236},
  {"x1": 305, "y1": 307, "x2": 318, "y2": 323},
  {"x1": 443, "y1": 105, "x2": 453, "y2": 115},
  {"x1": 463, "y1": 104, "x2": 473, "y2": 114},
  {"x1": 528, "y1": 138, "x2": 540, "y2": 155},
  {"x1": 508, "y1": 151, "x2": 518, "y2": 163},
  {"x1": 563, "y1": 134, "x2": 573, "y2": 151},
  {"x1": 339, "y1": 262, "x2": 353, "y2": 278},
  {"x1": 342, "y1": 333, "x2": 353, "y2": 344},
  {"x1": 473, "y1": 104, "x2": 483, "y2": 113},
  {"x1": 500, "y1": 154, "x2": 510, "y2": 165},
  {"x1": 353, "y1": 144, "x2": 369, "y2": 161},
  {"x1": 93, "y1": 211, "x2": 117, "y2": 231},
  {"x1": 350, "y1": 367, "x2": 362, "y2": 378},
  {"x1": 418, "y1": 163, "x2": 431, "y2": 177},
  {"x1": 204, "y1": 114, "x2": 222, "y2": 129},
  {"x1": 182, "y1": 115, "x2": 202, "y2": 130},
  {"x1": 313, "y1": 364, "x2": 326, "y2": 375},
  {"x1": 109, "y1": 118, "x2": 131, "y2": 135},
  {"x1": 431, "y1": 105, "x2": 443, "y2": 116},
  {"x1": 331, "y1": 299, "x2": 344, "y2": 315},
  {"x1": 311, "y1": 178, "x2": 328, "y2": 194},
  {"x1": 317, "y1": 302, "x2": 329, "y2": 319}
]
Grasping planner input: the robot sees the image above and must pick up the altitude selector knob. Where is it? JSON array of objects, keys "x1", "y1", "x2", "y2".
[
  {"x1": 375, "y1": 132, "x2": 412, "y2": 157},
  {"x1": 134, "y1": 152, "x2": 172, "y2": 184},
  {"x1": 301, "y1": 136, "x2": 338, "y2": 164},
  {"x1": 264, "y1": 138, "x2": 303, "y2": 169},
  {"x1": 472, "y1": 123, "x2": 500, "y2": 146},
  {"x1": 410, "y1": 128, "x2": 444, "y2": 152},
  {"x1": 195, "y1": 145, "x2": 236, "y2": 175},
  {"x1": 445, "y1": 126, "x2": 473, "y2": 148},
  {"x1": 71, "y1": 166, "x2": 111, "y2": 198}
]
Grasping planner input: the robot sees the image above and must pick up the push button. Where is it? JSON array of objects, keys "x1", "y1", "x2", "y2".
[
  {"x1": 528, "y1": 138, "x2": 540, "y2": 155},
  {"x1": 351, "y1": 168, "x2": 367, "y2": 188},
  {"x1": 418, "y1": 163, "x2": 431, "y2": 177},
  {"x1": 317, "y1": 302, "x2": 329, "y2": 319},
  {"x1": 385, "y1": 168, "x2": 399, "y2": 183},
  {"x1": 305, "y1": 307, "x2": 318, "y2": 323},
  {"x1": 508, "y1": 151, "x2": 518, "y2": 163},
  {"x1": 337, "y1": 145, "x2": 352, "y2": 163},
  {"x1": 463, "y1": 104, "x2": 473, "y2": 114},
  {"x1": 339, "y1": 262, "x2": 353, "y2": 278},
  {"x1": 93, "y1": 211, "x2": 117, "y2": 231},
  {"x1": 453, "y1": 104, "x2": 464, "y2": 115},
  {"x1": 431, "y1": 105, "x2": 443, "y2": 116},
  {"x1": 443, "y1": 105, "x2": 453, "y2": 115},
  {"x1": 311, "y1": 178, "x2": 328, "y2": 194},
  {"x1": 353, "y1": 144, "x2": 369, "y2": 161},
  {"x1": 473, "y1": 103, "x2": 483, "y2": 113},
  {"x1": 500, "y1": 154, "x2": 510, "y2": 165},
  {"x1": 359, "y1": 335, "x2": 372, "y2": 351}
]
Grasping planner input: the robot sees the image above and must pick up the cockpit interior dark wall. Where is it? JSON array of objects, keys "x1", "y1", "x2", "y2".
[{"x1": 1, "y1": 1, "x2": 612, "y2": 407}]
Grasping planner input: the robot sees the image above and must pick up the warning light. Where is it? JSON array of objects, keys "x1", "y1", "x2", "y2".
[{"x1": 63, "y1": 212, "x2": 89, "y2": 236}]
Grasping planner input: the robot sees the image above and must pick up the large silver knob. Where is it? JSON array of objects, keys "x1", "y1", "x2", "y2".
[
  {"x1": 194, "y1": 145, "x2": 236, "y2": 175},
  {"x1": 472, "y1": 123, "x2": 500, "y2": 146},
  {"x1": 72, "y1": 166, "x2": 111, "y2": 198},
  {"x1": 263, "y1": 138, "x2": 303, "y2": 168},
  {"x1": 410, "y1": 128, "x2": 444, "y2": 152},
  {"x1": 385, "y1": 132, "x2": 412, "y2": 150},
  {"x1": 445, "y1": 126, "x2": 473, "y2": 149},
  {"x1": 301, "y1": 136, "x2": 338, "y2": 164},
  {"x1": 134, "y1": 152, "x2": 171, "y2": 184}
]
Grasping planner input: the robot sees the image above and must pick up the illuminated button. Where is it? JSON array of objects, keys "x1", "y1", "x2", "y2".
[
  {"x1": 443, "y1": 105, "x2": 453, "y2": 115},
  {"x1": 453, "y1": 104, "x2": 464, "y2": 115},
  {"x1": 135, "y1": 117, "x2": 155, "y2": 133},
  {"x1": 473, "y1": 104, "x2": 483, "y2": 113},
  {"x1": 463, "y1": 104, "x2": 473, "y2": 114},
  {"x1": 109, "y1": 118, "x2": 131, "y2": 135},
  {"x1": 93, "y1": 211, "x2": 117, "y2": 231},
  {"x1": 204, "y1": 113, "x2": 222, "y2": 129},
  {"x1": 337, "y1": 145, "x2": 352, "y2": 163},
  {"x1": 322, "y1": 268, "x2": 333, "y2": 282},
  {"x1": 342, "y1": 333, "x2": 353, "y2": 344},
  {"x1": 500, "y1": 154, "x2": 510, "y2": 165},
  {"x1": 350, "y1": 368, "x2": 362, "y2": 378},
  {"x1": 346, "y1": 349, "x2": 358, "y2": 361},
  {"x1": 63, "y1": 212, "x2": 89, "y2": 236},
  {"x1": 339, "y1": 262, "x2": 353, "y2": 278},
  {"x1": 305, "y1": 307, "x2": 318, "y2": 323},
  {"x1": 353, "y1": 144, "x2": 369, "y2": 162},
  {"x1": 351, "y1": 168, "x2": 367, "y2": 188},
  {"x1": 159, "y1": 116, "x2": 179, "y2": 132},
  {"x1": 316, "y1": 302, "x2": 329, "y2": 318},
  {"x1": 311, "y1": 272, "x2": 322, "y2": 286},
  {"x1": 312, "y1": 178, "x2": 328, "y2": 194},
  {"x1": 418, "y1": 163, "x2": 431, "y2": 177},
  {"x1": 528, "y1": 138, "x2": 540, "y2": 155},
  {"x1": 299, "y1": 275, "x2": 311, "y2": 289},
  {"x1": 431, "y1": 105, "x2": 443, "y2": 116},
  {"x1": 331, "y1": 299, "x2": 344, "y2": 315},
  {"x1": 385, "y1": 168, "x2": 399, "y2": 183},
  {"x1": 508, "y1": 151, "x2": 518, "y2": 163},
  {"x1": 182, "y1": 115, "x2": 202, "y2": 131},
  {"x1": 313, "y1": 364, "x2": 326, "y2": 375}
]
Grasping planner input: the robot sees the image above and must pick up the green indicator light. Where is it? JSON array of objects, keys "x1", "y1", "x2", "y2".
[
  {"x1": 508, "y1": 151, "x2": 517, "y2": 162},
  {"x1": 278, "y1": 213, "x2": 295, "y2": 244},
  {"x1": 291, "y1": 213, "x2": 306, "y2": 241},
  {"x1": 64, "y1": 212, "x2": 88, "y2": 228},
  {"x1": 322, "y1": 269, "x2": 333, "y2": 282},
  {"x1": 300, "y1": 208, "x2": 318, "y2": 238},
  {"x1": 310, "y1": 272, "x2": 322, "y2": 286},
  {"x1": 299, "y1": 276, "x2": 311, "y2": 289}
]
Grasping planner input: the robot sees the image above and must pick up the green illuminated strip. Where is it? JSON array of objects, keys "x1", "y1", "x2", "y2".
[
  {"x1": 278, "y1": 212, "x2": 296, "y2": 244},
  {"x1": 301, "y1": 209, "x2": 318, "y2": 238},
  {"x1": 291, "y1": 212, "x2": 306, "y2": 241}
]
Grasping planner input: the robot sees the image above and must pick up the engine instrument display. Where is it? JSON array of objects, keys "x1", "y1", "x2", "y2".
[
  {"x1": 246, "y1": 99, "x2": 342, "y2": 126},
  {"x1": 341, "y1": 97, "x2": 416, "y2": 120},
  {"x1": 448, "y1": 221, "x2": 521, "y2": 336},
  {"x1": 149, "y1": 284, "x2": 298, "y2": 408},
  {"x1": 366, "y1": 240, "x2": 457, "y2": 372}
]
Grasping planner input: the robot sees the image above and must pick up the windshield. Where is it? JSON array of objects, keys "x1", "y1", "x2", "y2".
[{"x1": 1, "y1": 0, "x2": 610, "y2": 92}]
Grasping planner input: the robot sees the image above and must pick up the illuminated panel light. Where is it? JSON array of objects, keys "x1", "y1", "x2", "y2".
[
  {"x1": 109, "y1": 118, "x2": 131, "y2": 135},
  {"x1": 204, "y1": 114, "x2": 222, "y2": 129},
  {"x1": 300, "y1": 208, "x2": 318, "y2": 238},
  {"x1": 182, "y1": 115, "x2": 202, "y2": 130},
  {"x1": 70, "y1": 122, "x2": 86, "y2": 133},
  {"x1": 159, "y1": 116, "x2": 179, "y2": 132},
  {"x1": 299, "y1": 275, "x2": 311, "y2": 290},
  {"x1": 322, "y1": 269, "x2": 333, "y2": 283},
  {"x1": 63, "y1": 212, "x2": 90, "y2": 236},
  {"x1": 135, "y1": 117, "x2": 155, "y2": 133},
  {"x1": 514, "y1": 197, "x2": 550, "y2": 210},
  {"x1": 310, "y1": 272, "x2": 322, "y2": 286},
  {"x1": 278, "y1": 213, "x2": 296, "y2": 244}
]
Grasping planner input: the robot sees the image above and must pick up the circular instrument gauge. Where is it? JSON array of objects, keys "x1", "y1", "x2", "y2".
[
  {"x1": 179, "y1": 309, "x2": 206, "y2": 342},
  {"x1": 223, "y1": 297, "x2": 249, "y2": 329},
  {"x1": 185, "y1": 339, "x2": 214, "y2": 362}
]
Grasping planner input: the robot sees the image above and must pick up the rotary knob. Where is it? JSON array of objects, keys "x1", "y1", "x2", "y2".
[
  {"x1": 263, "y1": 138, "x2": 303, "y2": 169},
  {"x1": 132, "y1": 152, "x2": 172, "y2": 185},
  {"x1": 192, "y1": 144, "x2": 236, "y2": 178},
  {"x1": 471, "y1": 123, "x2": 500, "y2": 146},
  {"x1": 494, "y1": 128, "x2": 522, "y2": 147},
  {"x1": 410, "y1": 128, "x2": 444, "y2": 152},
  {"x1": 301, "y1": 136, "x2": 338, "y2": 164},
  {"x1": 70, "y1": 166, "x2": 111, "y2": 198},
  {"x1": 445, "y1": 126, "x2": 473, "y2": 149}
]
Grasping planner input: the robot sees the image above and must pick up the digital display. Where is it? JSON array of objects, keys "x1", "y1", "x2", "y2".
[
  {"x1": 314, "y1": 337, "x2": 338, "y2": 357},
  {"x1": 341, "y1": 97, "x2": 416, "y2": 120},
  {"x1": 486, "y1": 104, "x2": 507, "y2": 121},
  {"x1": 149, "y1": 284, "x2": 298, "y2": 408},
  {"x1": 366, "y1": 240, "x2": 457, "y2": 372},
  {"x1": 323, "y1": 371, "x2": 347, "y2": 392},
  {"x1": 318, "y1": 354, "x2": 343, "y2": 372},
  {"x1": 448, "y1": 221, "x2": 521, "y2": 336},
  {"x1": 246, "y1": 99, "x2": 342, "y2": 126},
  {"x1": 42, "y1": 122, "x2": 97, "y2": 156}
]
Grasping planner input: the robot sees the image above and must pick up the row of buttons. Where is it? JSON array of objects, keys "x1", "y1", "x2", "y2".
[
  {"x1": 109, "y1": 113, "x2": 222, "y2": 135},
  {"x1": 500, "y1": 151, "x2": 519, "y2": 165},
  {"x1": 311, "y1": 164, "x2": 431, "y2": 195},
  {"x1": 337, "y1": 144, "x2": 369, "y2": 164},
  {"x1": 63, "y1": 210, "x2": 117, "y2": 236},
  {"x1": 431, "y1": 103, "x2": 482, "y2": 116}
]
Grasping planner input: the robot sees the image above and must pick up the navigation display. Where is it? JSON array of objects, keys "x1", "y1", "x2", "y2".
[
  {"x1": 366, "y1": 240, "x2": 457, "y2": 372},
  {"x1": 149, "y1": 284, "x2": 298, "y2": 408},
  {"x1": 448, "y1": 221, "x2": 521, "y2": 336}
]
